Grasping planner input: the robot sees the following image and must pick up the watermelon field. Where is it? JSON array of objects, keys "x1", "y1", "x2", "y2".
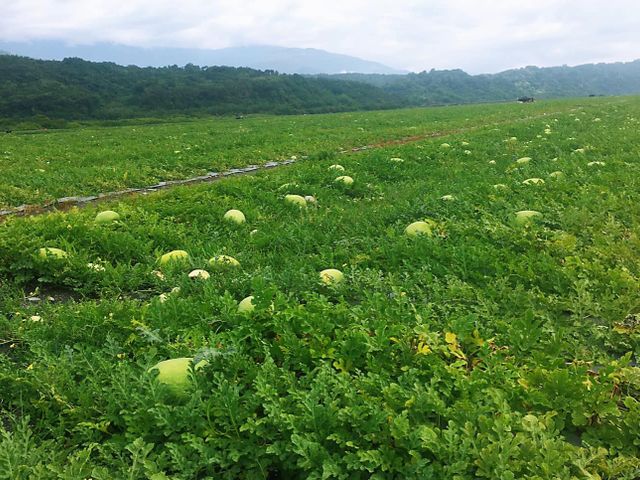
[
  {"x1": 1, "y1": 99, "x2": 581, "y2": 210},
  {"x1": 1, "y1": 96, "x2": 640, "y2": 478}
]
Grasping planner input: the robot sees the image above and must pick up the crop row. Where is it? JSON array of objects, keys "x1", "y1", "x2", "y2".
[{"x1": 0, "y1": 98, "x2": 595, "y2": 209}]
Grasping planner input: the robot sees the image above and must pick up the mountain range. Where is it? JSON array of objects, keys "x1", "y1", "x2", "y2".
[{"x1": 0, "y1": 41, "x2": 405, "y2": 75}]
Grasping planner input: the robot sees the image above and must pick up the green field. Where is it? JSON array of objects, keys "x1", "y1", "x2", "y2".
[
  {"x1": 1, "y1": 97, "x2": 639, "y2": 478},
  {"x1": 0, "y1": 98, "x2": 595, "y2": 210}
]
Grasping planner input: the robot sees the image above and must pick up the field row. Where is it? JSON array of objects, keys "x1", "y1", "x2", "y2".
[{"x1": 0, "y1": 98, "x2": 596, "y2": 209}]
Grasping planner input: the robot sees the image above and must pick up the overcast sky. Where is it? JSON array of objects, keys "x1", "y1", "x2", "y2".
[{"x1": 2, "y1": 0, "x2": 639, "y2": 73}]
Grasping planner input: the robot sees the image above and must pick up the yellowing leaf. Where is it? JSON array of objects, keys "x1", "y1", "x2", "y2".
[
  {"x1": 613, "y1": 324, "x2": 632, "y2": 334},
  {"x1": 445, "y1": 332, "x2": 457, "y2": 344},
  {"x1": 471, "y1": 329, "x2": 485, "y2": 347},
  {"x1": 448, "y1": 344, "x2": 467, "y2": 360},
  {"x1": 443, "y1": 331, "x2": 466, "y2": 359}
]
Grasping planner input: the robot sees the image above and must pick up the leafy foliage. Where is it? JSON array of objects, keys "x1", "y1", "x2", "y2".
[{"x1": 0, "y1": 97, "x2": 639, "y2": 478}]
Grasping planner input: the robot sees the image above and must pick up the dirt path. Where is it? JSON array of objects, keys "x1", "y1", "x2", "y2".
[{"x1": 0, "y1": 108, "x2": 567, "y2": 221}]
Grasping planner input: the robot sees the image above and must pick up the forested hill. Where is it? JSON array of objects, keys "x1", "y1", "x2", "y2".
[
  {"x1": 0, "y1": 55, "x2": 401, "y2": 128},
  {"x1": 2, "y1": 54, "x2": 640, "y2": 129},
  {"x1": 330, "y1": 60, "x2": 640, "y2": 105}
]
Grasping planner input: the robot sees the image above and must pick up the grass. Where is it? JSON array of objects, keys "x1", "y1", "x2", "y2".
[{"x1": 0, "y1": 96, "x2": 639, "y2": 478}]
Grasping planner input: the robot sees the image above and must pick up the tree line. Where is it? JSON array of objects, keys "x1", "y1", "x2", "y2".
[
  {"x1": 0, "y1": 56, "x2": 402, "y2": 129},
  {"x1": 329, "y1": 60, "x2": 640, "y2": 105},
  {"x1": 2, "y1": 54, "x2": 640, "y2": 130}
]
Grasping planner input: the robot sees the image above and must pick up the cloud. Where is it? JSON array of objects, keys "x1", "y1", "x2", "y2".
[{"x1": 1, "y1": 0, "x2": 639, "y2": 72}]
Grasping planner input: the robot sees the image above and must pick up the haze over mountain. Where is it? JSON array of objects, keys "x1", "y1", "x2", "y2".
[{"x1": 0, "y1": 41, "x2": 405, "y2": 74}]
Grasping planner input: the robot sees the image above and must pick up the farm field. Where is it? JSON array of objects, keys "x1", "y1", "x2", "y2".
[
  {"x1": 0, "y1": 98, "x2": 599, "y2": 210},
  {"x1": 1, "y1": 96, "x2": 640, "y2": 478}
]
